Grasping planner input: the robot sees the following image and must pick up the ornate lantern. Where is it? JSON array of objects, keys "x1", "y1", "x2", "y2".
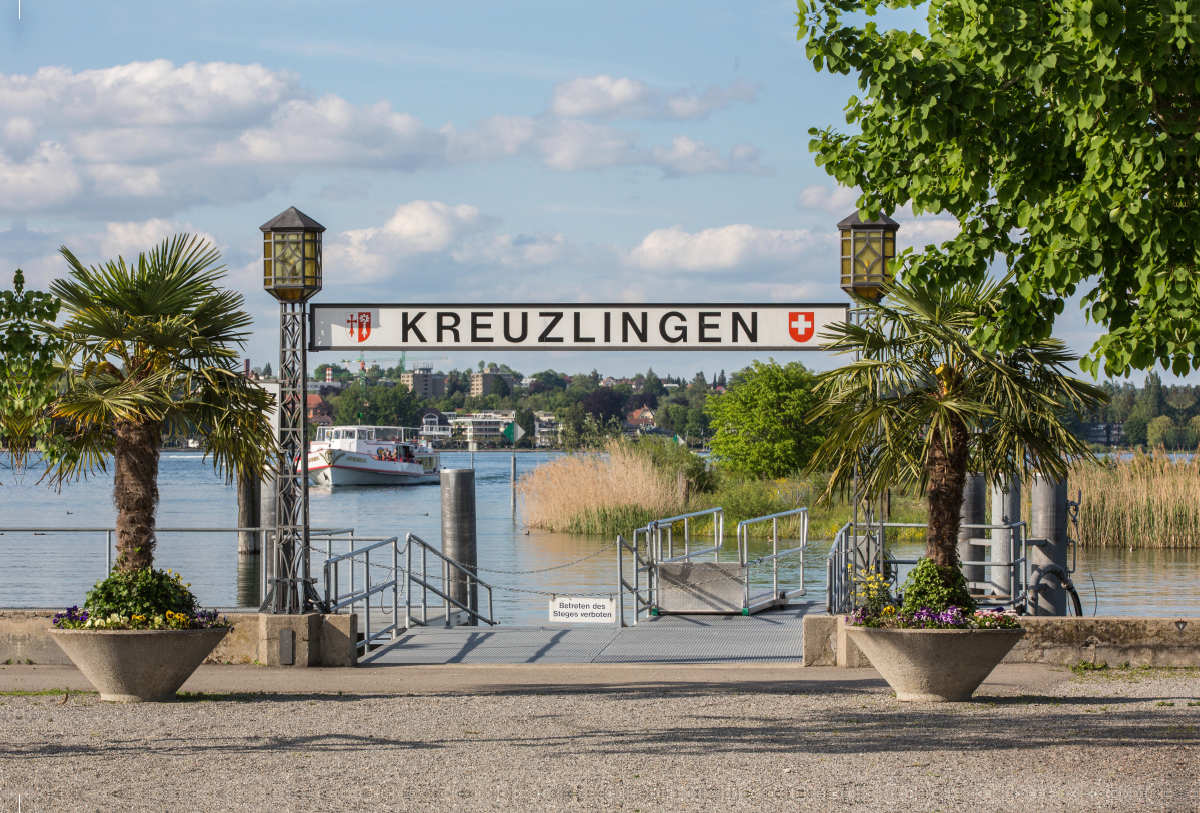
[
  {"x1": 261, "y1": 207, "x2": 325, "y2": 302},
  {"x1": 838, "y1": 211, "x2": 899, "y2": 301}
]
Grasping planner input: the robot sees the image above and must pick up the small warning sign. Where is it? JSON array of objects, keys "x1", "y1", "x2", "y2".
[{"x1": 549, "y1": 596, "x2": 616, "y2": 624}]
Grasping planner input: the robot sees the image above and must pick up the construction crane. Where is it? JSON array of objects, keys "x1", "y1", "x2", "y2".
[{"x1": 331, "y1": 351, "x2": 449, "y2": 390}]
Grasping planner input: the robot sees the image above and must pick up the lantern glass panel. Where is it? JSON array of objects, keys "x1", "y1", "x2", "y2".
[{"x1": 273, "y1": 233, "x2": 303, "y2": 284}]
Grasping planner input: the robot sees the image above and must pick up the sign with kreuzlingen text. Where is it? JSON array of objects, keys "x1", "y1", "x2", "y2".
[{"x1": 309, "y1": 304, "x2": 847, "y2": 352}]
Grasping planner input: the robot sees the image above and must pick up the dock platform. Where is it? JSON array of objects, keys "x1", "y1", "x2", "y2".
[{"x1": 360, "y1": 602, "x2": 821, "y2": 666}]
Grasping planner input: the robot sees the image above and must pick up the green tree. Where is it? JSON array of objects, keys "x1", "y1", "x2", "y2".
[
  {"x1": 0, "y1": 270, "x2": 63, "y2": 481},
  {"x1": 1146, "y1": 415, "x2": 1174, "y2": 448},
  {"x1": 705, "y1": 359, "x2": 825, "y2": 479},
  {"x1": 491, "y1": 376, "x2": 511, "y2": 398},
  {"x1": 805, "y1": 278, "x2": 1105, "y2": 576},
  {"x1": 1123, "y1": 413, "x2": 1148, "y2": 447},
  {"x1": 46, "y1": 236, "x2": 276, "y2": 572},
  {"x1": 800, "y1": 0, "x2": 1200, "y2": 377},
  {"x1": 1133, "y1": 373, "x2": 1165, "y2": 422}
]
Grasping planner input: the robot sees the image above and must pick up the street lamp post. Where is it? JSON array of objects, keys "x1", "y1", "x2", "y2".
[
  {"x1": 838, "y1": 210, "x2": 899, "y2": 578},
  {"x1": 261, "y1": 206, "x2": 325, "y2": 614}
]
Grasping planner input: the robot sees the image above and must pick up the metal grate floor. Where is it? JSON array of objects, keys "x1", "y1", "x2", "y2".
[{"x1": 360, "y1": 602, "x2": 820, "y2": 666}]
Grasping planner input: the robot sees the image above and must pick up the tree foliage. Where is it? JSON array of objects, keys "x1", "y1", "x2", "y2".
[
  {"x1": 799, "y1": 0, "x2": 1200, "y2": 376},
  {"x1": 705, "y1": 360, "x2": 825, "y2": 479},
  {"x1": 0, "y1": 270, "x2": 63, "y2": 480},
  {"x1": 47, "y1": 235, "x2": 277, "y2": 571},
  {"x1": 805, "y1": 277, "x2": 1106, "y2": 565}
]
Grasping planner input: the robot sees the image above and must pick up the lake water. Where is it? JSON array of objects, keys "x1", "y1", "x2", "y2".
[{"x1": 0, "y1": 452, "x2": 1196, "y2": 621}]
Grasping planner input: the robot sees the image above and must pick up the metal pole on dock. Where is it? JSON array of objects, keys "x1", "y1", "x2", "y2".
[
  {"x1": 441, "y1": 469, "x2": 478, "y2": 625},
  {"x1": 1030, "y1": 474, "x2": 1068, "y2": 615},
  {"x1": 991, "y1": 478, "x2": 1020, "y2": 598},
  {"x1": 511, "y1": 449, "x2": 517, "y2": 510},
  {"x1": 957, "y1": 474, "x2": 986, "y2": 588}
]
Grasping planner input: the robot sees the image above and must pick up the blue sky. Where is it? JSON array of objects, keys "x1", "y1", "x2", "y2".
[{"x1": 0, "y1": 0, "x2": 1144, "y2": 384}]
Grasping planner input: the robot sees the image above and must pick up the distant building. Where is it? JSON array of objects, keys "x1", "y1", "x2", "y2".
[
  {"x1": 626, "y1": 407, "x2": 655, "y2": 429},
  {"x1": 1083, "y1": 422, "x2": 1124, "y2": 445},
  {"x1": 306, "y1": 394, "x2": 333, "y2": 427},
  {"x1": 469, "y1": 367, "x2": 517, "y2": 397},
  {"x1": 452, "y1": 410, "x2": 516, "y2": 445},
  {"x1": 419, "y1": 408, "x2": 452, "y2": 443},
  {"x1": 533, "y1": 412, "x2": 559, "y2": 447},
  {"x1": 600, "y1": 376, "x2": 617, "y2": 388},
  {"x1": 401, "y1": 366, "x2": 446, "y2": 398}
]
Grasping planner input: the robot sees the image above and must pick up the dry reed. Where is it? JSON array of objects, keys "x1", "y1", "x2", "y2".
[
  {"x1": 1068, "y1": 448, "x2": 1200, "y2": 548},
  {"x1": 518, "y1": 440, "x2": 684, "y2": 537}
]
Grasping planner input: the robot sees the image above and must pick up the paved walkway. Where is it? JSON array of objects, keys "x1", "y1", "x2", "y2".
[{"x1": 363, "y1": 603, "x2": 819, "y2": 665}]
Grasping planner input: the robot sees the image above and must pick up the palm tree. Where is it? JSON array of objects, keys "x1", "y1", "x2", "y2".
[
  {"x1": 805, "y1": 278, "x2": 1106, "y2": 576},
  {"x1": 46, "y1": 235, "x2": 276, "y2": 572}
]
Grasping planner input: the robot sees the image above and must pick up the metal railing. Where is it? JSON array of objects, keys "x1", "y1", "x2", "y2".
[
  {"x1": 321, "y1": 532, "x2": 496, "y2": 654},
  {"x1": 404, "y1": 533, "x2": 494, "y2": 629},
  {"x1": 825, "y1": 520, "x2": 1030, "y2": 614},
  {"x1": 0, "y1": 526, "x2": 354, "y2": 609},
  {"x1": 618, "y1": 506, "x2": 811, "y2": 624},
  {"x1": 736, "y1": 507, "x2": 809, "y2": 611}
]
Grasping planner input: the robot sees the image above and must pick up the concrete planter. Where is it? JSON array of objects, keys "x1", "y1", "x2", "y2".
[
  {"x1": 845, "y1": 627, "x2": 1025, "y2": 702},
  {"x1": 50, "y1": 628, "x2": 228, "y2": 702}
]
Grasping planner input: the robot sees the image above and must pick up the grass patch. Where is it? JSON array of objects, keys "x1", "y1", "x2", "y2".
[
  {"x1": 1071, "y1": 661, "x2": 1109, "y2": 676},
  {"x1": 0, "y1": 688, "x2": 92, "y2": 697},
  {"x1": 175, "y1": 690, "x2": 277, "y2": 702}
]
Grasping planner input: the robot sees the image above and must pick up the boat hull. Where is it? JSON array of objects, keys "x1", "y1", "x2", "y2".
[{"x1": 308, "y1": 450, "x2": 440, "y2": 487}]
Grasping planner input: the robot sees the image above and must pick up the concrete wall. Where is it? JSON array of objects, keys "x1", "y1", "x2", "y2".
[
  {"x1": 804, "y1": 614, "x2": 1200, "y2": 668},
  {"x1": 2, "y1": 611, "x2": 358, "y2": 668}
]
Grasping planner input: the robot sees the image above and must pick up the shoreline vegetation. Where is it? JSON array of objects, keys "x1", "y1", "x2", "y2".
[
  {"x1": 518, "y1": 438, "x2": 927, "y2": 542},
  {"x1": 520, "y1": 441, "x2": 1200, "y2": 550}
]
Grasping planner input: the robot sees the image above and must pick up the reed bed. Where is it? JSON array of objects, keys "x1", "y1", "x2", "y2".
[
  {"x1": 1068, "y1": 448, "x2": 1200, "y2": 548},
  {"x1": 518, "y1": 440, "x2": 684, "y2": 537}
]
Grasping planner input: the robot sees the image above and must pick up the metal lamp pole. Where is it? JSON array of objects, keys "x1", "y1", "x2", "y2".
[
  {"x1": 261, "y1": 206, "x2": 327, "y2": 614},
  {"x1": 837, "y1": 210, "x2": 899, "y2": 575}
]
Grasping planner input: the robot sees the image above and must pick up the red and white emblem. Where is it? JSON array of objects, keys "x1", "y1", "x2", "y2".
[
  {"x1": 788, "y1": 311, "x2": 815, "y2": 343},
  {"x1": 346, "y1": 311, "x2": 372, "y2": 343}
]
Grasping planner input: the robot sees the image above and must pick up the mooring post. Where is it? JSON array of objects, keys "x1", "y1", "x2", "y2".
[
  {"x1": 957, "y1": 474, "x2": 986, "y2": 588},
  {"x1": 991, "y1": 478, "x2": 1020, "y2": 599},
  {"x1": 237, "y1": 469, "x2": 260, "y2": 554},
  {"x1": 1030, "y1": 474, "x2": 1069, "y2": 615},
  {"x1": 441, "y1": 468, "x2": 479, "y2": 625}
]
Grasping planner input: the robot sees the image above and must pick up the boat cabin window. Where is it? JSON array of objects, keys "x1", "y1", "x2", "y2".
[
  {"x1": 358, "y1": 429, "x2": 370, "y2": 440},
  {"x1": 316, "y1": 427, "x2": 328, "y2": 441}
]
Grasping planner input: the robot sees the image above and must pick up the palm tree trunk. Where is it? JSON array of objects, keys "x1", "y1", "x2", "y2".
[
  {"x1": 113, "y1": 418, "x2": 161, "y2": 572},
  {"x1": 925, "y1": 413, "x2": 970, "y2": 567}
]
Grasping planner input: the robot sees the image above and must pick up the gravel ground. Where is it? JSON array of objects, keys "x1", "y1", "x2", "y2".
[{"x1": 1, "y1": 666, "x2": 1197, "y2": 812}]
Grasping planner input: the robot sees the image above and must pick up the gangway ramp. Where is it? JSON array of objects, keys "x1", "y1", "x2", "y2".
[{"x1": 358, "y1": 603, "x2": 821, "y2": 666}]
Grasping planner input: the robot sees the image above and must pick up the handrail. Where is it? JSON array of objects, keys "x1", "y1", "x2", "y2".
[
  {"x1": 737, "y1": 506, "x2": 809, "y2": 607},
  {"x1": 404, "y1": 533, "x2": 495, "y2": 628},
  {"x1": 825, "y1": 519, "x2": 1029, "y2": 614}
]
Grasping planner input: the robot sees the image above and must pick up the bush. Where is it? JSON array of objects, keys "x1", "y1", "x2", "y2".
[
  {"x1": 626, "y1": 437, "x2": 715, "y2": 494},
  {"x1": 84, "y1": 567, "x2": 198, "y2": 620},
  {"x1": 898, "y1": 558, "x2": 976, "y2": 616}
]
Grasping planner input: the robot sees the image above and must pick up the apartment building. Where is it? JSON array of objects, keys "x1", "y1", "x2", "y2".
[
  {"x1": 469, "y1": 366, "x2": 517, "y2": 397},
  {"x1": 451, "y1": 410, "x2": 517, "y2": 445},
  {"x1": 400, "y1": 366, "x2": 446, "y2": 398}
]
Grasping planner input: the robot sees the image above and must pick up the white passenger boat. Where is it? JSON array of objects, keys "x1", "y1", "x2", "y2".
[{"x1": 307, "y1": 425, "x2": 441, "y2": 487}]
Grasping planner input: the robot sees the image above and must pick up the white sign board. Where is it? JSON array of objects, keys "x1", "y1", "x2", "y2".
[
  {"x1": 549, "y1": 596, "x2": 616, "y2": 624},
  {"x1": 310, "y1": 304, "x2": 847, "y2": 352}
]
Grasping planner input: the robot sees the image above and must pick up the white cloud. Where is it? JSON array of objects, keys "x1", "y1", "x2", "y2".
[
  {"x1": 0, "y1": 61, "x2": 768, "y2": 217},
  {"x1": 623, "y1": 224, "x2": 819, "y2": 272},
  {"x1": 326, "y1": 200, "x2": 495, "y2": 282},
  {"x1": 551, "y1": 76, "x2": 759, "y2": 121},
  {"x1": 796, "y1": 184, "x2": 860, "y2": 214},
  {"x1": 452, "y1": 232, "x2": 575, "y2": 268}
]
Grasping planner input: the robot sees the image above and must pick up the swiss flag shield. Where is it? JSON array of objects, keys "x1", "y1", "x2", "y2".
[
  {"x1": 788, "y1": 312, "x2": 815, "y2": 343},
  {"x1": 346, "y1": 311, "x2": 372, "y2": 343}
]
